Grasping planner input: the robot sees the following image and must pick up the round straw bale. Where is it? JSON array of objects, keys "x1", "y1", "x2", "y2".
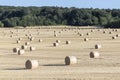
[
  {"x1": 54, "y1": 34, "x2": 57, "y2": 37},
  {"x1": 25, "y1": 60, "x2": 39, "y2": 69},
  {"x1": 30, "y1": 46, "x2": 36, "y2": 51},
  {"x1": 11, "y1": 31, "x2": 13, "y2": 34},
  {"x1": 18, "y1": 50, "x2": 25, "y2": 55},
  {"x1": 21, "y1": 45, "x2": 27, "y2": 49},
  {"x1": 95, "y1": 44, "x2": 101, "y2": 49},
  {"x1": 91, "y1": 30, "x2": 94, "y2": 32},
  {"x1": 98, "y1": 29, "x2": 101, "y2": 31},
  {"x1": 116, "y1": 34, "x2": 120, "y2": 37},
  {"x1": 115, "y1": 29, "x2": 118, "y2": 32},
  {"x1": 28, "y1": 36, "x2": 31, "y2": 39},
  {"x1": 10, "y1": 35, "x2": 13, "y2": 38},
  {"x1": 65, "y1": 56, "x2": 77, "y2": 65},
  {"x1": 56, "y1": 40, "x2": 61, "y2": 43},
  {"x1": 39, "y1": 39, "x2": 43, "y2": 42},
  {"x1": 112, "y1": 36, "x2": 116, "y2": 39},
  {"x1": 103, "y1": 31, "x2": 106, "y2": 34},
  {"x1": 109, "y1": 32, "x2": 112, "y2": 34},
  {"x1": 80, "y1": 34, "x2": 83, "y2": 36},
  {"x1": 90, "y1": 51, "x2": 100, "y2": 58},
  {"x1": 84, "y1": 38, "x2": 89, "y2": 41},
  {"x1": 25, "y1": 42, "x2": 30, "y2": 45},
  {"x1": 59, "y1": 31, "x2": 61, "y2": 34},
  {"x1": 86, "y1": 33, "x2": 90, "y2": 36},
  {"x1": 30, "y1": 37, "x2": 34, "y2": 41},
  {"x1": 66, "y1": 41, "x2": 71, "y2": 44},
  {"x1": 29, "y1": 34, "x2": 32, "y2": 36},
  {"x1": 54, "y1": 31, "x2": 56, "y2": 33},
  {"x1": 18, "y1": 38, "x2": 22, "y2": 41},
  {"x1": 13, "y1": 48, "x2": 19, "y2": 53},
  {"x1": 74, "y1": 31, "x2": 77, "y2": 33},
  {"x1": 77, "y1": 32, "x2": 80, "y2": 35},
  {"x1": 17, "y1": 40, "x2": 20, "y2": 44},
  {"x1": 53, "y1": 42, "x2": 59, "y2": 47},
  {"x1": 25, "y1": 34, "x2": 28, "y2": 36}
]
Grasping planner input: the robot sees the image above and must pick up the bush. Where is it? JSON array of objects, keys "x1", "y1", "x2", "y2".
[
  {"x1": 0, "y1": 21, "x2": 4, "y2": 27},
  {"x1": 105, "y1": 20, "x2": 120, "y2": 28}
]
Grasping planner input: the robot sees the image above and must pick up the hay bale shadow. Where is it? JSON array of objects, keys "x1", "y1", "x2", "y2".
[
  {"x1": 84, "y1": 48, "x2": 94, "y2": 50},
  {"x1": 4, "y1": 68, "x2": 25, "y2": 70},
  {"x1": 43, "y1": 64, "x2": 65, "y2": 66}
]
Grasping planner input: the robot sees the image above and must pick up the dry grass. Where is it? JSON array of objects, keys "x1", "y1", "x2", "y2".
[{"x1": 0, "y1": 26, "x2": 120, "y2": 80}]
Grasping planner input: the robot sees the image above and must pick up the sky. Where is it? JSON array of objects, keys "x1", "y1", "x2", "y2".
[{"x1": 0, "y1": 0, "x2": 120, "y2": 9}]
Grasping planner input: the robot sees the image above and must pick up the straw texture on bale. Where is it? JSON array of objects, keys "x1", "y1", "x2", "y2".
[
  {"x1": 25, "y1": 60, "x2": 39, "y2": 69},
  {"x1": 18, "y1": 50, "x2": 25, "y2": 55},
  {"x1": 95, "y1": 44, "x2": 101, "y2": 49},
  {"x1": 65, "y1": 56, "x2": 77, "y2": 65},
  {"x1": 13, "y1": 48, "x2": 19, "y2": 53},
  {"x1": 90, "y1": 51, "x2": 100, "y2": 58},
  {"x1": 30, "y1": 46, "x2": 36, "y2": 51}
]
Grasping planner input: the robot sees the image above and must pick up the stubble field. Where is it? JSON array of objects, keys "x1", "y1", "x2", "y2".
[{"x1": 0, "y1": 26, "x2": 120, "y2": 80}]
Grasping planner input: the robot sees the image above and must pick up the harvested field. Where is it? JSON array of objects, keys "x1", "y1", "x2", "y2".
[{"x1": 0, "y1": 26, "x2": 120, "y2": 80}]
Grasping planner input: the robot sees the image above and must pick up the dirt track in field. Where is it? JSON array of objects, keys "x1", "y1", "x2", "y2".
[{"x1": 0, "y1": 26, "x2": 120, "y2": 80}]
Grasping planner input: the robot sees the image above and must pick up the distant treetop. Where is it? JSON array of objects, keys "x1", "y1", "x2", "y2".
[{"x1": 0, "y1": 6, "x2": 120, "y2": 28}]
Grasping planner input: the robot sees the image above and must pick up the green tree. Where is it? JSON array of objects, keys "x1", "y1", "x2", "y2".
[
  {"x1": 2, "y1": 17, "x2": 19, "y2": 27},
  {"x1": 99, "y1": 17, "x2": 108, "y2": 25}
]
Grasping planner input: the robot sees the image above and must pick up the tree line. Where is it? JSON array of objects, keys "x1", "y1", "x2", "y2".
[{"x1": 0, "y1": 6, "x2": 120, "y2": 28}]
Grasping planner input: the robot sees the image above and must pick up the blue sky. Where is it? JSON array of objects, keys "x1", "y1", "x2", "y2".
[{"x1": 0, "y1": 0, "x2": 120, "y2": 9}]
